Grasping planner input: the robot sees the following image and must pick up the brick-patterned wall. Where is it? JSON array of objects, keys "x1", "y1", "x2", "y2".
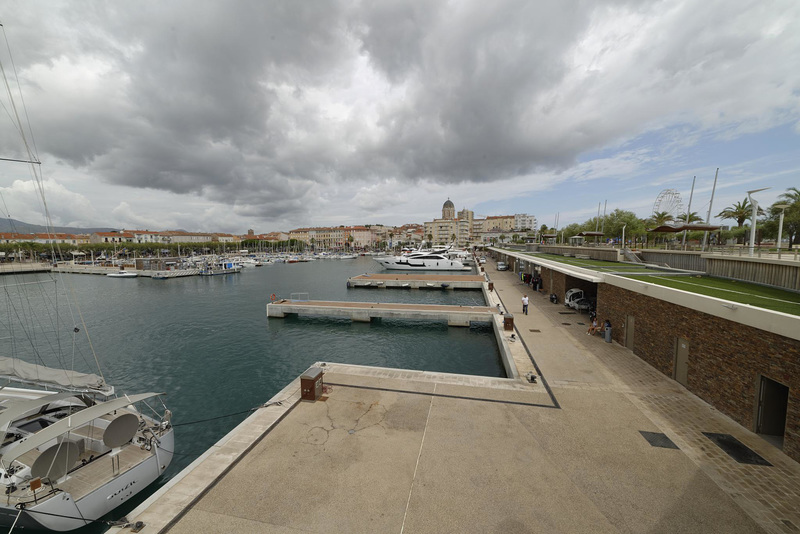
[
  {"x1": 540, "y1": 267, "x2": 566, "y2": 300},
  {"x1": 599, "y1": 284, "x2": 800, "y2": 461}
]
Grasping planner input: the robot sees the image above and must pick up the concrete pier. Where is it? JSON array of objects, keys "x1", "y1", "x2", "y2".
[
  {"x1": 267, "y1": 299, "x2": 498, "y2": 326},
  {"x1": 0, "y1": 263, "x2": 51, "y2": 275},
  {"x1": 347, "y1": 273, "x2": 486, "y2": 289}
]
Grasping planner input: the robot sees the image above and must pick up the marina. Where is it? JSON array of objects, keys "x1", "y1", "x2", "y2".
[{"x1": 105, "y1": 259, "x2": 800, "y2": 534}]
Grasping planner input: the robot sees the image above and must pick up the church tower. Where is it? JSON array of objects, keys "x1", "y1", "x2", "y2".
[{"x1": 442, "y1": 198, "x2": 455, "y2": 220}]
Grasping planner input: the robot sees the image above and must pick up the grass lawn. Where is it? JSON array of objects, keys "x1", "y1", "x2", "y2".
[
  {"x1": 522, "y1": 253, "x2": 655, "y2": 274},
  {"x1": 624, "y1": 275, "x2": 800, "y2": 316}
]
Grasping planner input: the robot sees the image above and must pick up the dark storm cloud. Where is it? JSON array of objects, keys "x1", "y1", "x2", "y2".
[{"x1": 2, "y1": 0, "x2": 798, "y2": 227}]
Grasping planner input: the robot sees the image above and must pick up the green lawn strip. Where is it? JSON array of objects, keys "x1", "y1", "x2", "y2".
[
  {"x1": 522, "y1": 253, "x2": 654, "y2": 273},
  {"x1": 626, "y1": 275, "x2": 800, "y2": 315}
]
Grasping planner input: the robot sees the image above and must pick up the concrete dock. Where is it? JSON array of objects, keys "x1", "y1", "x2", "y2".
[
  {"x1": 347, "y1": 273, "x2": 487, "y2": 289},
  {"x1": 110, "y1": 258, "x2": 800, "y2": 534},
  {"x1": 267, "y1": 299, "x2": 499, "y2": 326}
]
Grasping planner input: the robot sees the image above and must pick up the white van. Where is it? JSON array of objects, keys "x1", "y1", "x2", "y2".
[{"x1": 496, "y1": 261, "x2": 508, "y2": 271}]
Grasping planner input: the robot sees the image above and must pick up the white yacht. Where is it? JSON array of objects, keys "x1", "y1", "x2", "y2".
[
  {"x1": 106, "y1": 270, "x2": 138, "y2": 278},
  {"x1": 374, "y1": 250, "x2": 469, "y2": 271}
]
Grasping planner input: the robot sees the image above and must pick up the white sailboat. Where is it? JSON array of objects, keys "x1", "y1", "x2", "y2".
[{"x1": 0, "y1": 28, "x2": 173, "y2": 531}]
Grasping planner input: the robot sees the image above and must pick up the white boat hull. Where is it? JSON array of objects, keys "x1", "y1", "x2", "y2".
[
  {"x1": 0, "y1": 429, "x2": 174, "y2": 531},
  {"x1": 374, "y1": 256, "x2": 469, "y2": 271}
]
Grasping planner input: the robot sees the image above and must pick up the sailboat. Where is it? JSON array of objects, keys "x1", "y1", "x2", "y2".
[{"x1": 0, "y1": 27, "x2": 173, "y2": 531}]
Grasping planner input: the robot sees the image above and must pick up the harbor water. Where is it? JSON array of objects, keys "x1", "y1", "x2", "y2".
[{"x1": 1, "y1": 257, "x2": 502, "y2": 531}]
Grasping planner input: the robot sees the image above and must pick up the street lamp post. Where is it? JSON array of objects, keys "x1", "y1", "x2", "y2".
[
  {"x1": 774, "y1": 203, "x2": 790, "y2": 258},
  {"x1": 621, "y1": 224, "x2": 627, "y2": 251},
  {"x1": 747, "y1": 188, "x2": 770, "y2": 257}
]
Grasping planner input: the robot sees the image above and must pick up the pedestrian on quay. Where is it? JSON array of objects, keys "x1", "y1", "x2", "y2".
[{"x1": 522, "y1": 294, "x2": 529, "y2": 315}]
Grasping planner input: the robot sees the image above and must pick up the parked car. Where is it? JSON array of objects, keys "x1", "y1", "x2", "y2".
[
  {"x1": 564, "y1": 288, "x2": 584, "y2": 308},
  {"x1": 479, "y1": 257, "x2": 487, "y2": 264},
  {"x1": 572, "y1": 297, "x2": 596, "y2": 312},
  {"x1": 496, "y1": 261, "x2": 508, "y2": 271}
]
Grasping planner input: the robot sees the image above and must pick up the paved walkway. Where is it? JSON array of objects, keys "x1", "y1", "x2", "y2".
[
  {"x1": 490, "y1": 261, "x2": 800, "y2": 533},
  {"x1": 112, "y1": 258, "x2": 800, "y2": 533}
]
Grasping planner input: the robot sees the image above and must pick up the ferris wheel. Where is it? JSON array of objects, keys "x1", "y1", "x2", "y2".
[{"x1": 652, "y1": 189, "x2": 684, "y2": 220}]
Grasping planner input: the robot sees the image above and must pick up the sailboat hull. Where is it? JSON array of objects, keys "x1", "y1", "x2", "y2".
[{"x1": 0, "y1": 429, "x2": 174, "y2": 531}]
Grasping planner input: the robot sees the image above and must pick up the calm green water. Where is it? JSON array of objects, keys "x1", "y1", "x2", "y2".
[{"x1": 1, "y1": 257, "x2": 501, "y2": 531}]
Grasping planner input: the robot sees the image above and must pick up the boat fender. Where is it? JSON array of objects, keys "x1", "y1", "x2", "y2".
[
  {"x1": 346, "y1": 281, "x2": 350, "y2": 288},
  {"x1": 270, "y1": 293, "x2": 277, "y2": 301}
]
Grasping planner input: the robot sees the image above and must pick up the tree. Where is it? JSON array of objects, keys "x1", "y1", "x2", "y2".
[
  {"x1": 761, "y1": 191, "x2": 800, "y2": 250},
  {"x1": 426, "y1": 233, "x2": 433, "y2": 247},
  {"x1": 347, "y1": 235, "x2": 354, "y2": 250},
  {"x1": 512, "y1": 233, "x2": 519, "y2": 243},
  {"x1": 677, "y1": 212, "x2": 704, "y2": 224},
  {"x1": 648, "y1": 211, "x2": 674, "y2": 227},
  {"x1": 777, "y1": 187, "x2": 800, "y2": 249},
  {"x1": 499, "y1": 234, "x2": 506, "y2": 244},
  {"x1": 778, "y1": 186, "x2": 800, "y2": 205},
  {"x1": 717, "y1": 198, "x2": 762, "y2": 228}
]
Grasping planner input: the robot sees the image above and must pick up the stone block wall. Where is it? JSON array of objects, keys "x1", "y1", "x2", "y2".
[{"x1": 598, "y1": 284, "x2": 800, "y2": 461}]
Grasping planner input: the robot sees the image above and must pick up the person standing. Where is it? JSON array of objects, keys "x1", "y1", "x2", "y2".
[{"x1": 522, "y1": 294, "x2": 529, "y2": 315}]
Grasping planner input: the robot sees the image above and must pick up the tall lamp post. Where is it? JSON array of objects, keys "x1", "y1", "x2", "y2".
[
  {"x1": 747, "y1": 187, "x2": 770, "y2": 257},
  {"x1": 621, "y1": 224, "x2": 627, "y2": 251},
  {"x1": 774, "y1": 203, "x2": 790, "y2": 257}
]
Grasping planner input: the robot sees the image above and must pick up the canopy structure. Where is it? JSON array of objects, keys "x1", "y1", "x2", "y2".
[
  {"x1": 576, "y1": 231, "x2": 605, "y2": 237},
  {"x1": 0, "y1": 392, "x2": 81, "y2": 434},
  {"x1": 0, "y1": 357, "x2": 113, "y2": 396},
  {"x1": 647, "y1": 224, "x2": 721, "y2": 233},
  {"x1": 0, "y1": 392, "x2": 162, "y2": 467}
]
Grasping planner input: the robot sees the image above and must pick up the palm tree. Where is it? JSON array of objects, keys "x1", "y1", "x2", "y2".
[
  {"x1": 648, "y1": 211, "x2": 675, "y2": 247},
  {"x1": 426, "y1": 233, "x2": 433, "y2": 248},
  {"x1": 677, "y1": 212, "x2": 704, "y2": 224},
  {"x1": 649, "y1": 211, "x2": 675, "y2": 227},
  {"x1": 499, "y1": 234, "x2": 506, "y2": 244},
  {"x1": 778, "y1": 187, "x2": 800, "y2": 205},
  {"x1": 717, "y1": 198, "x2": 762, "y2": 228}
]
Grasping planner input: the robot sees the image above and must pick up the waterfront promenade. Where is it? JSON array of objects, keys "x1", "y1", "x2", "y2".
[{"x1": 111, "y1": 258, "x2": 800, "y2": 533}]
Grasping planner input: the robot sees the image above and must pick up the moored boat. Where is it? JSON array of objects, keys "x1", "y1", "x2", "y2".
[{"x1": 0, "y1": 29, "x2": 174, "y2": 530}]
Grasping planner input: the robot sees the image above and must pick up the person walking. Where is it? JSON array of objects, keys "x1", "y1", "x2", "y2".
[{"x1": 522, "y1": 294, "x2": 529, "y2": 315}]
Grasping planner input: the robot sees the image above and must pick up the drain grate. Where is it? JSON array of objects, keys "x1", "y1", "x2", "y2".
[
  {"x1": 558, "y1": 311, "x2": 576, "y2": 315},
  {"x1": 561, "y1": 322, "x2": 571, "y2": 325},
  {"x1": 529, "y1": 329, "x2": 540, "y2": 332},
  {"x1": 640, "y1": 431, "x2": 679, "y2": 449},
  {"x1": 702, "y1": 433, "x2": 772, "y2": 466},
  {"x1": 577, "y1": 322, "x2": 586, "y2": 325}
]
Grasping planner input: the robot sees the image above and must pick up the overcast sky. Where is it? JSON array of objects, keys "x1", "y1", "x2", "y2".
[{"x1": 0, "y1": 1, "x2": 798, "y2": 234}]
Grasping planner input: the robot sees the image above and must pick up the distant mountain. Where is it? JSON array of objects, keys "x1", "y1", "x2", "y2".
[{"x1": 0, "y1": 218, "x2": 116, "y2": 235}]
